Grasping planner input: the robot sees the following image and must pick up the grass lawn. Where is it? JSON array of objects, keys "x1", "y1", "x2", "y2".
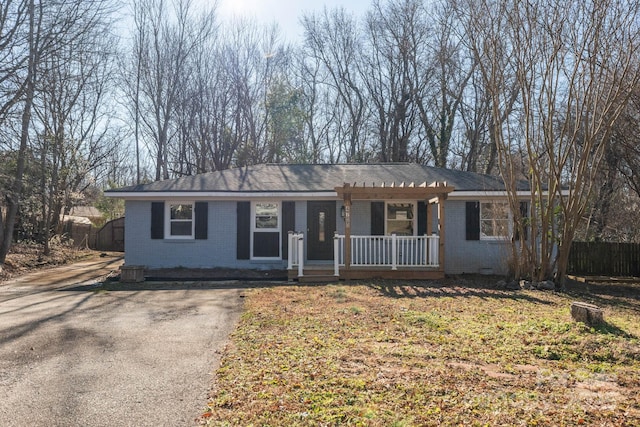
[{"x1": 202, "y1": 279, "x2": 640, "y2": 426}]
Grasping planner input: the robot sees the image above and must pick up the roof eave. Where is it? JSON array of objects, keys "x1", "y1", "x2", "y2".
[
  {"x1": 104, "y1": 190, "x2": 339, "y2": 199},
  {"x1": 448, "y1": 189, "x2": 569, "y2": 198}
]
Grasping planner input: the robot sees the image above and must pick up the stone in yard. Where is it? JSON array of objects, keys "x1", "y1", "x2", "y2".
[
  {"x1": 537, "y1": 280, "x2": 556, "y2": 291},
  {"x1": 520, "y1": 280, "x2": 532, "y2": 290},
  {"x1": 495, "y1": 280, "x2": 507, "y2": 289},
  {"x1": 571, "y1": 302, "x2": 604, "y2": 326},
  {"x1": 506, "y1": 280, "x2": 521, "y2": 290}
]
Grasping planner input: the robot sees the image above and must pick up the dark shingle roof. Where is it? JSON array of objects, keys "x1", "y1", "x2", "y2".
[{"x1": 107, "y1": 163, "x2": 527, "y2": 194}]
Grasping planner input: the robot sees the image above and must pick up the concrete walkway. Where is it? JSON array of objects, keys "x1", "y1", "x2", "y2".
[{"x1": 0, "y1": 255, "x2": 244, "y2": 426}]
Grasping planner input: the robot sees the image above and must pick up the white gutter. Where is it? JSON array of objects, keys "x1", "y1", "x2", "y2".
[
  {"x1": 448, "y1": 189, "x2": 571, "y2": 199},
  {"x1": 106, "y1": 189, "x2": 571, "y2": 200},
  {"x1": 105, "y1": 191, "x2": 339, "y2": 200}
]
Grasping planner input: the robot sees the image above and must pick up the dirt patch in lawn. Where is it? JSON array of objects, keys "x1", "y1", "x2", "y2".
[{"x1": 202, "y1": 281, "x2": 640, "y2": 426}]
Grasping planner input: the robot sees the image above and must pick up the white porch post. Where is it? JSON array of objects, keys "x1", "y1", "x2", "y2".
[
  {"x1": 429, "y1": 234, "x2": 439, "y2": 266},
  {"x1": 287, "y1": 231, "x2": 293, "y2": 270},
  {"x1": 344, "y1": 190, "x2": 352, "y2": 279},
  {"x1": 333, "y1": 232, "x2": 340, "y2": 276},
  {"x1": 438, "y1": 195, "x2": 446, "y2": 269},
  {"x1": 391, "y1": 233, "x2": 398, "y2": 270},
  {"x1": 423, "y1": 234, "x2": 428, "y2": 266},
  {"x1": 297, "y1": 234, "x2": 304, "y2": 277}
]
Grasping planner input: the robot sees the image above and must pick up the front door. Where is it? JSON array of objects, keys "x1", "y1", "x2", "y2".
[{"x1": 307, "y1": 201, "x2": 336, "y2": 260}]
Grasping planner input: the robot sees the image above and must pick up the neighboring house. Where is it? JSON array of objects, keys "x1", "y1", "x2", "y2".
[
  {"x1": 68, "y1": 206, "x2": 104, "y2": 224},
  {"x1": 61, "y1": 206, "x2": 104, "y2": 249},
  {"x1": 106, "y1": 163, "x2": 531, "y2": 280}
]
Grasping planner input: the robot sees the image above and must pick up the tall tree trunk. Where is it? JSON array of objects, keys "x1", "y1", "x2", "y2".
[{"x1": 0, "y1": 0, "x2": 35, "y2": 266}]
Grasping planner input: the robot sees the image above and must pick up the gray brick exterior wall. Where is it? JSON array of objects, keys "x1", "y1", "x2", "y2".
[
  {"x1": 444, "y1": 200, "x2": 511, "y2": 275},
  {"x1": 124, "y1": 200, "x2": 287, "y2": 270},
  {"x1": 125, "y1": 198, "x2": 512, "y2": 274}
]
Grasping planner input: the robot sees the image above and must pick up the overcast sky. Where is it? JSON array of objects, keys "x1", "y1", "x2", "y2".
[{"x1": 216, "y1": 0, "x2": 372, "y2": 42}]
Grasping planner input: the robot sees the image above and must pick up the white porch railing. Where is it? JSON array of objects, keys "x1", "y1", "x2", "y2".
[
  {"x1": 334, "y1": 234, "x2": 439, "y2": 270},
  {"x1": 288, "y1": 232, "x2": 439, "y2": 277}
]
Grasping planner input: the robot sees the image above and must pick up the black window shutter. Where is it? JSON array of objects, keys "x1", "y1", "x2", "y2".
[
  {"x1": 417, "y1": 201, "x2": 427, "y2": 235},
  {"x1": 371, "y1": 201, "x2": 385, "y2": 235},
  {"x1": 194, "y1": 202, "x2": 208, "y2": 240},
  {"x1": 151, "y1": 202, "x2": 164, "y2": 239},
  {"x1": 466, "y1": 201, "x2": 480, "y2": 241},
  {"x1": 237, "y1": 202, "x2": 250, "y2": 260},
  {"x1": 281, "y1": 201, "x2": 295, "y2": 259},
  {"x1": 515, "y1": 201, "x2": 529, "y2": 241}
]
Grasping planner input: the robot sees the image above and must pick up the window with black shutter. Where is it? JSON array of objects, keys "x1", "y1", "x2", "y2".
[
  {"x1": 252, "y1": 202, "x2": 280, "y2": 258},
  {"x1": 152, "y1": 201, "x2": 208, "y2": 240}
]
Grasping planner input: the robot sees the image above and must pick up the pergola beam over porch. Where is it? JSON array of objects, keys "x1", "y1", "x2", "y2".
[
  {"x1": 334, "y1": 181, "x2": 454, "y2": 200},
  {"x1": 334, "y1": 181, "x2": 454, "y2": 276}
]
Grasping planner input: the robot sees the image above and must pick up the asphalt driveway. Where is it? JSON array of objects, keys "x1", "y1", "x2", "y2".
[{"x1": 0, "y1": 255, "x2": 244, "y2": 426}]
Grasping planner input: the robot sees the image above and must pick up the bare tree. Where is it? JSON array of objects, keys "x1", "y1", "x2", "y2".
[
  {"x1": 453, "y1": 70, "x2": 490, "y2": 172},
  {"x1": 409, "y1": 0, "x2": 475, "y2": 167},
  {"x1": 0, "y1": 0, "x2": 29, "y2": 124},
  {"x1": 31, "y1": 0, "x2": 118, "y2": 254},
  {"x1": 294, "y1": 51, "x2": 341, "y2": 163},
  {"x1": 614, "y1": 89, "x2": 640, "y2": 201},
  {"x1": 129, "y1": 0, "x2": 215, "y2": 181},
  {"x1": 131, "y1": 0, "x2": 147, "y2": 184},
  {"x1": 0, "y1": 0, "x2": 37, "y2": 265},
  {"x1": 0, "y1": 0, "x2": 122, "y2": 263},
  {"x1": 362, "y1": 0, "x2": 420, "y2": 162},
  {"x1": 577, "y1": 83, "x2": 640, "y2": 242},
  {"x1": 302, "y1": 8, "x2": 367, "y2": 162},
  {"x1": 143, "y1": 13, "x2": 295, "y2": 174},
  {"x1": 217, "y1": 19, "x2": 291, "y2": 166},
  {"x1": 459, "y1": 0, "x2": 640, "y2": 283},
  {"x1": 300, "y1": 0, "x2": 479, "y2": 166},
  {"x1": 452, "y1": 65, "x2": 519, "y2": 175}
]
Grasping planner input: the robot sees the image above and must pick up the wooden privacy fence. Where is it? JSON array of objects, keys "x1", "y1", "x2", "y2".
[
  {"x1": 568, "y1": 241, "x2": 640, "y2": 277},
  {"x1": 95, "y1": 217, "x2": 124, "y2": 252},
  {"x1": 62, "y1": 217, "x2": 124, "y2": 252}
]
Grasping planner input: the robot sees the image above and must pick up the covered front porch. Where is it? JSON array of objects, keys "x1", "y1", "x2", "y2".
[{"x1": 287, "y1": 181, "x2": 453, "y2": 281}]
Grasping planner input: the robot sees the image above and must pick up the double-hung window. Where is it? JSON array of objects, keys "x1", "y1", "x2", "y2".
[
  {"x1": 252, "y1": 202, "x2": 280, "y2": 258},
  {"x1": 386, "y1": 202, "x2": 415, "y2": 236},
  {"x1": 480, "y1": 201, "x2": 510, "y2": 239},
  {"x1": 255, "y1": 202, "x2": 279, "y2": 230},
  {"x1": 166, "y1": 202, "x2": 194, "y2": 239}
]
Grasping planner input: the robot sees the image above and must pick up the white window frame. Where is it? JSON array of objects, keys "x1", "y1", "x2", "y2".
[
  {"x1": 165, "y1": 201, "x2": 195, "y2": 240},
  {"x1": 251, "y1": 201, "x2": 281, "y2": 260},
  {"x1": 385, "y1": 201, "x2": 416, "y2": 236},
  {"x1": 480, "y1": 200, "x2": 511, "y2": 240}
]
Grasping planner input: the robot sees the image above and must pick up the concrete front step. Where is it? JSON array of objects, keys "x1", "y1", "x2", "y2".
[
  {"x1": 297, "y1": 274, "x2": 340, "y2": 284},
  {"x1": 288, "y1": 267, "x2": 335, "y2": 281}
]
